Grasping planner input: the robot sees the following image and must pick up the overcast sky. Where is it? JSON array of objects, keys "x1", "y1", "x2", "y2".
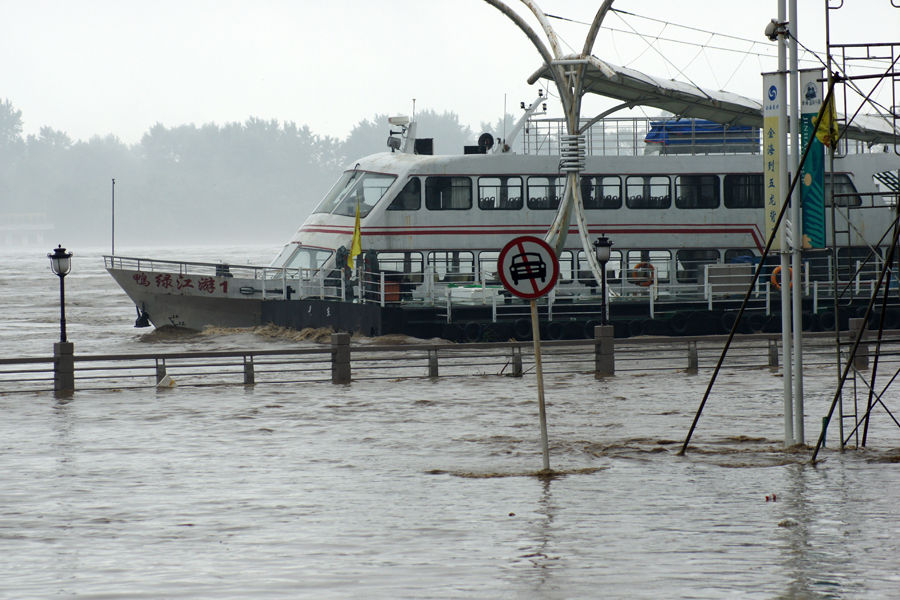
[{"x1": 2, "y1": 0, "x2": 894, "y2": 144}]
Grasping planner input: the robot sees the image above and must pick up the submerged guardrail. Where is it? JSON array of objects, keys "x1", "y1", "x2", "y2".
[{"x1": 2, "y1": 330, "x2": 894, "y2": 395}]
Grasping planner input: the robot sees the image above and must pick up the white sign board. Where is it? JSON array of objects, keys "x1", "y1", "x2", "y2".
[{"x1": 497, "y1": 235, "x2": 560, "y2": 299}]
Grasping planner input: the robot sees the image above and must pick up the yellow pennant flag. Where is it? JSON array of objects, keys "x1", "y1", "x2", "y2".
[
  {"x1": 815, "y1": 94, "x2": 839, "y2": 147},
  {"x1": 348, "y1": 200, "x2": 362, "y2": 268}
]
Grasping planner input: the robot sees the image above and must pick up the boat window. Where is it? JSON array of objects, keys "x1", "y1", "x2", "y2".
[
  {"x1": 581, "y1": 176, "x2": 622, "y2": 209},
  {"x1": 333, "y1": 172, "x2": 396, "y2": 217},
  {"x1": 527, "y1": 176, "x2": 564, "y2": 210},
  {"x1": 675, "y1": 175, "x2": 720, "y2": 209},
  {"x1": 625, "y1": 176, "x2": 671, "y2": 209},
  {"x1": 313, "y1": 171, "x2": 355, "y2": 214},
  {"x1": 577, "y1": 250, "x2": 622, "y2": 283},
  {"x1": 425, "y1": 176, "x2": 472, "y2": 210},
  {"x1": 557, "y1": 250, "x2": 574, "y2": 283},
  {"x1": 428, "y1": 251, "x2": 475, "y2": 282},
  {"x1": 804, "y1": 249, "x2": 831, "y2": 281},
  {"x1": 826, "y1": 173, "x2": 861, "y2": 206},
  {"x1": 837, "y1": 246, "x2": 881, "y2": 280},
  {"x1": 724, "y1": 249, "x2": 757, "y2": 264},
  {"x1": 270, "y1": 243, "x2": 299, "y2": 268},
  {"x1": 313, "y1": 170, "x2": 397, "y2": 217},
  {"x1": 375, "y1": 252, "x2": 424, "y2": 284},
  {"x1": 478, "y1": 176, "x2": 523, "y2": 210},
  {"x1": 387, "y1": 178, "x2": 421, "y2": 211},
  {"x1": 723, "y1": 173, "x2": 763, "y2": 208},
  {"x1": 675, "y1": 249, "x2": 719, "y2": 283},
  {"x1": 478, "y1": 251, "x2": 500, "y2": 283},
  {"x1": 625, "y1": 250, "x2": 670, "y2": 283},
  {"x1": 282, "y1": 247, "x2": 333, "y2": 273}
]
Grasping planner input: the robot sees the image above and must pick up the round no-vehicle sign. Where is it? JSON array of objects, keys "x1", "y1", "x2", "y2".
[{"x1": 498, "y1": 235, "x2": 560, "y2": 299}]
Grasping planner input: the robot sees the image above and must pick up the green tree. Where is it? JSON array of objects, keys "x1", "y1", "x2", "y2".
[
  {"x1": 0, "y1": 98, "x2": 23, "y2": 146},
  {"x1": 0, "y1": 99, "x2": 25, "y2": 212}
]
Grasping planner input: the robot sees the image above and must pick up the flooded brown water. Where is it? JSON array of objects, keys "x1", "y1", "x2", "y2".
[{"x1": 2, "y1": 246, "x2": 899, "y2": 598}]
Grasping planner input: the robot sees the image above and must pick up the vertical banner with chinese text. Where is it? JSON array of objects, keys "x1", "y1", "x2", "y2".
[
  {"x1": 763, "y1": 72, "x2": 783, "y2": 250},
  {"x1": 799, "y1": 69, "x2": 825, "y2": 248}
]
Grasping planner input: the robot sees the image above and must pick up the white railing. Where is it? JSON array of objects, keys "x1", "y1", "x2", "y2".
[{"x1": 107, "y1": 255, "x2": 898, "y2": 322}]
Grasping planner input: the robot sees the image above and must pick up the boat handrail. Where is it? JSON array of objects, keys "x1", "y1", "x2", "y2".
[
  {"x1": 103, "y1": 254, "x2": 309, "y2": 281},
  {"x1": 517, "y1": 115, "x2": 892, "y2": 159}
]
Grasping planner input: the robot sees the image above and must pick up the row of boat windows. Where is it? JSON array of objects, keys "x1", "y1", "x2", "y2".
[
  {"x1": 363, "y1": 246, "x2": 878, "y2": 285},
  {"x1": 275, "y1": 243, "x2": 878, "y2": 284},
  {"x1": 365, "y1": 248, "x2": 759, "y2": 285},
  {"x1": 387, "y1": 174, "x2": 756, "y2": 212},
  {"x1": 311, "y1": 170, "x2": 858, "y2": 218}
]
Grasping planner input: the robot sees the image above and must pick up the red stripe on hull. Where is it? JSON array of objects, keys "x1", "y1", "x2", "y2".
[{"x1": 300, "y1": 224, "x2": 765, "y2": 250}]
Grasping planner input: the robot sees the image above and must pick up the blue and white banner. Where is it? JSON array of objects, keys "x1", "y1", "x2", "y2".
[
  {"x1": 800, "y1": 69, "x2": 825, "y2": 248},
  {"x1": 762, "y1": 72, "x2": 783, "y2": 250}
]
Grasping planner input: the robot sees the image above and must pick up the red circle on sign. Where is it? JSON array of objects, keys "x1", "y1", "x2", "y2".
[{"x1": 497, "y1": 235, "x2": 560, "y2": 299}]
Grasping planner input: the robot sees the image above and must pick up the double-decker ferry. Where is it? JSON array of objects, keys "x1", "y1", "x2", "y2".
[{"x1": 106, "y1": 63, "x2": 900, "y2": 341}]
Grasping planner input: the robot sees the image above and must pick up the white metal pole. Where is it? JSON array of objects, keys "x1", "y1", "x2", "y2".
[
  {"x1": 789, "y1": 0, "x2": 804, "y2": 445},
  {"x1": 530, "y1": 299, "x2": 550, "y2": 472},
  {"x1": 778, "y1": 0, "x2": 794, "y2": 447}
]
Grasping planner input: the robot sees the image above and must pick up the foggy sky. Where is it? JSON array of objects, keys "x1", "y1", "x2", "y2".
[{"x1": 3, "y1": 0, "x2": 892, "y2": 145}]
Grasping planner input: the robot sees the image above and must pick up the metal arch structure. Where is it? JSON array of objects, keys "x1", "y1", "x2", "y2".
[
  {"x1": 483, "y1": 0, "x2": 900, "y2": 292},
  {"x1": 482, "y1": 0, "x2": 616, "y2": 287},
  {"x1": 528, "y1": 58, "x2": 900, "y2": 145}
]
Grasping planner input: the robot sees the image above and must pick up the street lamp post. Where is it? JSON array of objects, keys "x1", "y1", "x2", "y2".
[
  {"x1": 49, "y1": 245, "x2": 74, "y2": 394},
  {"x1": 593, "y1": 235, "x2": 613, "y2": 325},
  {"x1": 49, "y1": 245, "x2": 73, "y2": 342}
]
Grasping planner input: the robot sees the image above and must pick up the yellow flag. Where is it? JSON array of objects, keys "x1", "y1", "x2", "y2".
[
  {"x1": 348, "y1": 200, "x2": 361, "y2": 268},
  {"x1": 815, "y1": 94, "x2": 839, "y2": 147}
]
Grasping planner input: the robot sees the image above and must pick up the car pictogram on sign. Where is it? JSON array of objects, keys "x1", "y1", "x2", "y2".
[
  {"x1": 510, "y1": 252, "x2": 547, "y2": 284},
  {"x1": 498, "y1": 235, "x2": 560, "y2": 300}
]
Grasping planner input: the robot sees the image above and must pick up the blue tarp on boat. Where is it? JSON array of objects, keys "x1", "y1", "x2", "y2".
[{"x1": 644, "y1": 119, "x2": 759, "y2": 154}]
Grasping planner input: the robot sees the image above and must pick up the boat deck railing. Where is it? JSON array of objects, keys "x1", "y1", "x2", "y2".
[
  {"x1": 517, "y1": 116, "x2": 759, "y2": 158},
  {"x1": 355, "y1": 259, "x2": 898, "y2": 323},
  {"x1": 107, "y1": 254, "x2": 899, "y2": 321},
  {"x1": 517, "y1": 116, "x2": 887, "y2": 158},
  {"x1": 104, "y1": 255, "x2": 309, "y2": 281}
]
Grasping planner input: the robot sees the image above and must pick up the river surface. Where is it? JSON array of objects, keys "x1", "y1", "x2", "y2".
[{"x1": 2, "y1": 245, "x2": 900, "y2": 599}]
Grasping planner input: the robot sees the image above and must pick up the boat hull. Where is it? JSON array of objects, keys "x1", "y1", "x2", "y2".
[{"x1": 107, "y1": 267, "x2": 263, "y2": 329}]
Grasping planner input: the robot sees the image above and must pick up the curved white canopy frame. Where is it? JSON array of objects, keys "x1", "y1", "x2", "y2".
[{"x1": 483, "y1": 0, "x2": 616, "y2": 288}]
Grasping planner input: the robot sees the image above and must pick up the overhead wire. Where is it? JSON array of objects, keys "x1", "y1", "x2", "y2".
[
  {"x1": 548, "y1": 7, "x2": 887, "y2": 80},
  {"x1": 542, "y1": 5, "x2": 896, "y2": 128},
  {"x1": 605, "y1": 9, "x2": 713, "y2": 100}
]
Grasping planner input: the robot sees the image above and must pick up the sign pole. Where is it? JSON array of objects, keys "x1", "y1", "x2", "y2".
[
  {"x1": 530, "y1": 298, "x2": 550, "y2": 472},
  {"x1": 497, "y1": 235, "x2": 559, "y2": 475}
]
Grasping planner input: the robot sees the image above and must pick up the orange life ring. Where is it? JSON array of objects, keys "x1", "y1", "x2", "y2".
[
  {"x1": 770, "y1": 265, "x2": 793, "y2": 289},
  {"x1": 629, "y1": 262, "x2": 655, "y2": 287}
]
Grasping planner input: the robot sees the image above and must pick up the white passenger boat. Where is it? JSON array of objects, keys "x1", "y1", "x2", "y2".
[{"x1": 106, "y1": 60, "x2": 900, "y2": 341}]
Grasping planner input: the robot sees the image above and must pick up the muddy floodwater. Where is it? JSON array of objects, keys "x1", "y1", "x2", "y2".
[{"x1": 2, "y1": 246, "x2": 900, "y2": 599}]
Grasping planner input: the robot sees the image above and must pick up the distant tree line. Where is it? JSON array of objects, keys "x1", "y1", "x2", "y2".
[{"x1": 0, "y1": 98, "x2": 499, "y2": 247}]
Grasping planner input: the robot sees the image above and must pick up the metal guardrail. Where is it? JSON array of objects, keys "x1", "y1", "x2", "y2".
[{"x1": 4, "y1": 331, "x2": 894, "y2": 395}]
